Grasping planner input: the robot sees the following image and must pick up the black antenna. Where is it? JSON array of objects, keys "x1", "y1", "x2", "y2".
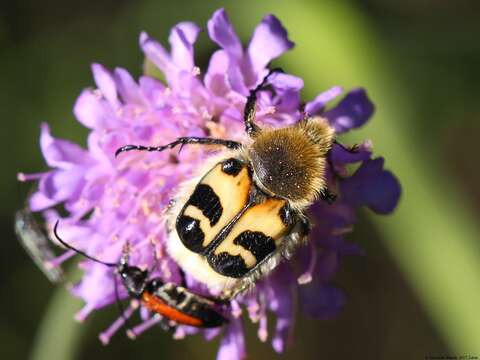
[
  {"x1": 53, "y1": 221, "x2": 116, "y2": 267},
  {"x1": 55, "y1": 220, "x2": 139, "y2": 340},
  {"x1": 115, "y1": 137, "x2": 240, "y2": 157}
]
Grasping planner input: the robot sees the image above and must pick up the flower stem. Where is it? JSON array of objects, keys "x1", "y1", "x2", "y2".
[{"x1": 30, "y1": 286, "x2": 84, "y2": 360}]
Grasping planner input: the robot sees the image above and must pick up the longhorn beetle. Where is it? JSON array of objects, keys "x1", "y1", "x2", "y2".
[{"x1": 53, "y1": 221, "x2": 227, "y2": 333}]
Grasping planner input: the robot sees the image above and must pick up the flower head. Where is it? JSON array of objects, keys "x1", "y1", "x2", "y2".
[{"x1": 20, "y1": 8, "x2": 400, "y2": 359}]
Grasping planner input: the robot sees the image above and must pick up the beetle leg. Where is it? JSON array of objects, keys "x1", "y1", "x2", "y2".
[
  {"x1": 333, "y1": 139, "x2": 359, "y2": 153},
  {"x1": 244, "y1": 67, "x2": 284, "y2": 137},
  {"x1": 320, "y1": 187, "x2": 337, "y2": 204}
]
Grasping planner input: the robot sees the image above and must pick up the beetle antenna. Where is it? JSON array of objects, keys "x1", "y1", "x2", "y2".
[
  {"x1": 115, "y1": 137, "x2": 240, "y2": 157},
  {"x1": 53, "y1": 221, "x2": 116, "y2": 267}
]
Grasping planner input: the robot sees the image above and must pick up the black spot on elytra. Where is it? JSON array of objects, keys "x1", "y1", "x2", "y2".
[
  {"x1": 233, "y1": 230, "x2": 276, "y2": 263},
  {"x1": 207, "y1": 230, "x2": 276, "y2": 278},
  {"x1": 208, "y1": 252, "x2": 249, "y2": 278},
  {"x1": 187, "y1": 184, "x2": 222, "y2": 226},
  {"x1": 176, "y1": 215, "x2": 205, "y2": 253},
  {"x1": 221, "y1": 158, "x2": 243, "y2": 176}
]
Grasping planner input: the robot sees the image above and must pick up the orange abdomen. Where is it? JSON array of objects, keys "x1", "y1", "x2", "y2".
[{"x1": 141, "y1": 292, "x2": 203, "y2": 327}]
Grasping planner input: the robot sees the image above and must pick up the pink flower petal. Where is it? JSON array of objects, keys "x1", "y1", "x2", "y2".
[
  {"x1": 140, "y1": 32, "x2": 176, "y2": 82},
  {"x1": 216, "y1": 318, "x2": 246, "y2": 360},
  {"x1": 207, "y1": 9, "x2": 243, "y2": 60},
  {"x1": 204, "y1": 50, "x2": 230, "y2": 96},
  {"x1": 305, "y1": 86, "x2": 343, "y2": 115},
  {"x1": 74, "y1": 90, "x2": 114, "y2": 129},
  {"x1": 247, "y1": 14, "x2": 294, "y2": 74},
  {"x1": 139, "y1": 76, "x2": 166, "y2": 105},
  {"x1": 91, "y1": 63, "x2": 119, "y2": 108},
  {"x1": 29, "y1": 188, "x2": 58, "y2": 211},
  {"x1": 324, "y1": 88, "x2": 374, "y2": 133},
  {"x1": 340, "y1": 157, "x2": 401, "y2": 214},
  {"x1": 40, "y1": 123, "x2": 91, "y2": 168},
  {"x1": 169, "y1": 22, "x2": 201, "y2": 71},
  {"x1": 39, "y1": 168, "x2": 85, "y2": 204},
  {"x1": 113, "y1": 67, "x2": 145, "y2": 105}
]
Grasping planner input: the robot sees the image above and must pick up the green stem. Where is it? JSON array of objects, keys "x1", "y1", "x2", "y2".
[{"x1": 30, "y1": 287, "x2": 84, "y2": 360}]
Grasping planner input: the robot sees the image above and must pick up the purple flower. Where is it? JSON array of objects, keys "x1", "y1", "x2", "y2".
[{"x1": 19, "y1": 8, "x2": 400, "y2": 359}]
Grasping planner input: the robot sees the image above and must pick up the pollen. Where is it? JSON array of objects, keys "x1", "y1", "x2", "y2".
[
  {"x1": 133, "y1": 107, "x2": 145, "y2": 117},
  {"x1": 141, "y1": 200, "x2": 151, "y2": 216},
  {"x1": 192, "y1": 66, "x2": 201, "y2": 76},
  {"x1": 265, "y1": 105, "x2": 276, "y2": 114},
  {"x1": 93, "y1": 89, "x2": 103, "y2": 99}
]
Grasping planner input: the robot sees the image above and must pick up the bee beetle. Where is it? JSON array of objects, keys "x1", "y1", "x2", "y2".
[
  {"x1": 53, "y1": 222, "x2": 227, "y2": 330},
  {"x1": 116, "y1": 69, "x2": 341, "y2": 299}
]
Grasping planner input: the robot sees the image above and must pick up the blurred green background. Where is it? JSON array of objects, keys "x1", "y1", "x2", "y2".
[{"x1": 2, "y1": 0, "x2": 480, "y2": 359}]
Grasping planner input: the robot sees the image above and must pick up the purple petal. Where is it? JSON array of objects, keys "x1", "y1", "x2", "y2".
[
  {"x1": 169, "y1": 22, "x2": 201, "y2": 71},
  {"x1": 299, "y1": 282, "x2": 346, "y2": 319},
  {"x1": 113, "y1": 68, "x2": 144, "y2": 105},
  {"x1": 330, "y1": 141, "x2": 372, "y2": 165},
  {"x1": 267, "y1": 73, "x2": 304, "y2": 115},
  {"x1": 269, "y1": 72, "x2": 304, "y2": 92},
  {"x1": 204, "y1": 50, "x2": 230, "y2": 96},
  {"x1": 305, "y1": 86, "x2": 343, "y2": 115},
  {"x1": 313, "y1": 250, "x2": 340, "y2": 283},
  {"x1": 340, "y1": 157, "x2": 401, "y2": 214},
  {"x1": 216, "y1": 318, "x2": 246, "y2": 360},
  {"x1": 40, "y1": 123, "x2": 91, "y2": 168},
  {"x1": 207, "y1": 9, "x2": 243, "y2": 60},
  {"x1": 39, "y1": 169, "x2": 84, "y2": 200},
  {"x1": 138, "y1": 76, "x2": 166, "y2": 104},
  {"x1": 139, "y1": 32, "x2": 176, "y2": 80},
  {"x1": 29, "y1": 188, "x2": 58, "y2": 211},
  {"x1": 71, "y1": 265, "x2": 116, "y2": 310},
  {"x1": 29, "y1": 168, "x2": 86, "y2": 211},
  {"x1": 204, "y1": 327, "x2": 222, "y2": 341},
  {"x1": 247, "y1": 14, "x2": 294, "y2": 73},
  {"x1": 267, "y1": 266, "x2": 294, "y2": 353},
  {"x1": 226, "y1": 63, "x2": 249, "y2": 95},
  {"x1": 91, "y1": 63, "x2": 119, "y2": 108},
  {"x1": 324, "y1": 88, "x2": 374, "y2": 133},
  {"x1": 206, "y1": 9, "x2": 249, "y2": 95},
  {"x1": 73, "y1": 90, "x2": 113, "y2": 130},
  {"x1": 309, "y1": 202, "x2": 356, "y2": 234}
]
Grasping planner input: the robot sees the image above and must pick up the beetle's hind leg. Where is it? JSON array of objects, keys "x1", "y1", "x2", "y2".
[{"x1": 115, "y1": 137, "x2": 241, "y2": 157}]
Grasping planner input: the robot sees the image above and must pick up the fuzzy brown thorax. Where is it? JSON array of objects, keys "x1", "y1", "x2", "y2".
[{"x1": 248, "y1": 117, "x2": 334, "y2": 208}]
